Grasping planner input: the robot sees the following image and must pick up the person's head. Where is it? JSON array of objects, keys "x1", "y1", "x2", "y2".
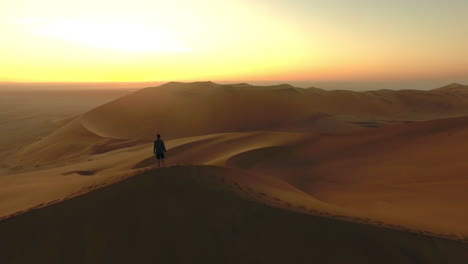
[{"x1": 157, "y1": 134, "x2": 161, "y2": 139}]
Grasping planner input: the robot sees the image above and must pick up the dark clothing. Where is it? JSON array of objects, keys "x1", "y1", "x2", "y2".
[
  {"x1": 154, "y1": 138, "x2": 166, "y2": 159},
  {"x1": 155, "y1": 152, "x2": 165, "y2": 160}
]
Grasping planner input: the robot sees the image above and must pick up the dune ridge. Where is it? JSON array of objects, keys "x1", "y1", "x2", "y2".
[
  {"x1": 3, "y1": 81, "x2": 468, "y2": 263},
  {"x1": 78, "y1": 81, "x2": 468, "y2": 140},
  {"x1": 3, "y1": 82, "x2": 468, "y2": 237},
  {"x1": 227, "y1": 116, "x2": 468, "y2": 235},
  {"x1": 11, "y1": 81, "x2": 468, "y2": 168},
  {"x1": 2, "y1": 118, "x2": 468, "y2": 241},
  {"x1": 1, "y1": 166, "x2": 468, "y2": 264},
  {"x1": 0, "y1": 131, "x2": 317, "y2": 219}
]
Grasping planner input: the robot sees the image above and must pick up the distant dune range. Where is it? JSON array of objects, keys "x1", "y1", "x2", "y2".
[
  {"x1": 2, "y1": 82, "x2": 468, "y2": 263},
  {"x1": 0, "y1": 89, "x2": 132, "y2": 168},
  {"x1": 9, "y1": 82, "x2": 468, "y2": 167},
  {"x1": 81, "y1": 82, "x2": 468, "y2": 139}
]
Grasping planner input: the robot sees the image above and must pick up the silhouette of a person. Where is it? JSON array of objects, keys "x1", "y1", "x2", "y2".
[{"x1": 154, "y1": 134, "x2": 167, "y2": 168}]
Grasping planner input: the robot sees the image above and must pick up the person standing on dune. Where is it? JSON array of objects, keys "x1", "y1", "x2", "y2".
[{"x1": 154, "y1": 134, "x2": 167, "y2": 168}]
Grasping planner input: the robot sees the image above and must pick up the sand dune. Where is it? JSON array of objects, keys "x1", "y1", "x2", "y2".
[
  {"x1": 0, "y1": 131, "x2": 316, "y2": 219},
  {"x1": 80, "y1": 81, "x2": 468, "y2": 140},
  {"x1": 3, "y1": 116, "x2": 468, "y2": 241},
  {"x1": 226, "y1": 116, "x2": 468, "y2": 238},
  {"x1": 1, "y1": 166, "x2": 467, "y2": 264},
  {"x1": 2, "y1": 82, "x2": 468, "y2": 263},
  {"x1": 0, "y1": 89, "x2": 131, "y2": 174},
  {"x1": 432, "y1": 83, "x2": 468, "y2": 92},
  {"x1": 11, "y1": 81, "x2": 468, "y2": 168}
]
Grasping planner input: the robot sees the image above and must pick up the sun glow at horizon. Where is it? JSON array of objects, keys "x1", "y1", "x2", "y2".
[
  {"x1": 1, "y1": 0, "x2": 468, "y2": 83},
  {"x1": 32, "y1": 18, "x2": 189, "y2": 53}
]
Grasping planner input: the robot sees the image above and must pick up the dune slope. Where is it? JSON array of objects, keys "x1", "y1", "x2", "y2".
[
  {"x1": 11, "y1": 81, "x2": 468, "y2": 170},
  {"x1": 1, "y1": 166, "x2": 467, "y2": 264},
  {"x1": 11, "y1": 81, "x2": 468, "y2": 169},
  {"x1": 0, "y1": 89, "x2": 130, "y2": 174},
  {"x1": 0, "y1": 131, "x2": 316, "y2": 219},
  {"x1": 226, "y1": 116, "x2": 468, "y2": 237},
  {"x1": 3, "y1": 82, "x2": 468, "y2": 262},
  {"x1": 80, "y1": 81, "x2": 468, "y2": 140}
]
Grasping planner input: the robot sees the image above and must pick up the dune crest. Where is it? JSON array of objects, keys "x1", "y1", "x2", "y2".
[
  {"x1": 12, "y1": 81, "x2": 468, "y2": 168},
  {"x1": 3, "y1": 82, "x2": 468, "y2": 262},
  {"x1": 2, "y1": 166, "x2": 468, "y2": 264},
  {"x1": 80, "y1": 82, "x2": 468, "y2": 140}
]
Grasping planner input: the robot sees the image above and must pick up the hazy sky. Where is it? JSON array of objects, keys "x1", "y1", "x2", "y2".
[{"x1": 1, "y1": 0, "x2": 468, "y2": 83}]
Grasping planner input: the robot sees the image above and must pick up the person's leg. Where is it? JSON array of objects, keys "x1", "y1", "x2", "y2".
[{"x1": 156, "y1": 155, "x2": 161, "y2": 168}]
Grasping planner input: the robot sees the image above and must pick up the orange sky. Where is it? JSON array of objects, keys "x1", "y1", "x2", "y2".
[{"x1": 1, "y1": 0, "x2": 468, "y2": 82}]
